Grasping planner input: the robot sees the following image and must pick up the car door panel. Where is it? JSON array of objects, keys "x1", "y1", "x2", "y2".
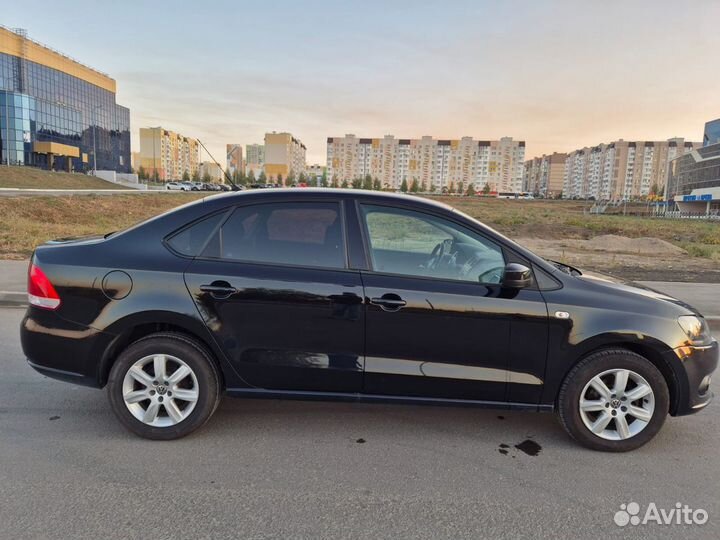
[{"x1": 185, "y1": 260, "x2": 365, "y2": 392}]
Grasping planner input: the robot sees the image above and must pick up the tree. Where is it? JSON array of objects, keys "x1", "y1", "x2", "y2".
[
  {"x1": 341, "y1": 179, "x2": 349, "y2": 189},
  {"x1": 420, "y1": 180, "x2": 427, "y2": 193},
  {"x1": 182, "y1": 170, "x2": 190, "y2": 182},
  {"x1": 258, "y1": 170, "x2": 267, "y2": 183},
  {"x1": 351, "y1": 177, "x2": 362, "y2": 189},
  {"x1": 410, "y1": 179, "x2": 419, "y2": 193},
  {"x1": 482, "y1": 182, "x2": 491, "y2": 195},
  {"x1": 192, "y1": 169, "x2": 200, "y2": 182},
  {"x1": 363, "y1": 174, "x2": 373, "y2": 190},
  {"x1": 429, "y1": 183, "x2": 437, "y2": 193},
  {"x1": 331, "y1": 174, "x2": 339, "y2": 188},
  {"x1": 202, "y1": 171, "x2": 212, "y2": 183},
  {"x1": 298, "y1": 172, "x2": 307, "y2": 184},
  {"x1": 322, "y1": 170, "x2": 328, "y2": 187},
  {"x1": 247, "y1": 169, "x2": 256, "y2": 184},
  {"x1": 466, "y1": 183, "x2": 476, "y2": 196},
  {"x1": 448, "y1": 182, "x2": 456, "y2": 194},
  {"x1": 373, "y1": 178, "x2": 381, "y2": 191},
  {"x1": 287, "y1": 169, "x2": 296, "y2": 185},
  {"x1": 277, "y1": 173, "x2": 283, "y2": 186},
  {"x1": 137, "y1": 166, "x2": 147, "y2": 180},
  {"x1": 400, "y1": 179, "x2": 408, "y2": 193},
  {"x1": 458, "y1": 182, "x2": 465, "y2": 195},
  {"x1": 153, "y1": 170, "x2": 160, "y2": 183}
]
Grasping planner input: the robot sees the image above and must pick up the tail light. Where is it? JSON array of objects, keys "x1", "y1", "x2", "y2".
[{"x1": 28, "y1": 263, "x2": 61, "y2": 310}]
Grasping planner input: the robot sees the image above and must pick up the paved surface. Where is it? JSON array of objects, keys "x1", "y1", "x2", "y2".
[
  {"x1": 637, "y1": 281, "x2": 720, "y2": 319},
  {"x1": 0, "y1": 306, "x2": 718, "y2": 539}
]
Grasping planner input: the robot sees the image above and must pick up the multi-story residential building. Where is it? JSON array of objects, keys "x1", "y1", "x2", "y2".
[
  {"x1": 306, "y1": 164, "x2": 325, "y2": 182},
  {"x1": 704, "y1": 118, "x2": 720, "y2": 147},
  {"x1": 138, "y1": 127, "x2": 199, "y2": 181},
  {"x1": 245, "y1": 143, "x2": 264, "y2": 177},
  {"x1": 199, "y1": 161, "x2": 223, "y2": 182},
  {"x1": 523, "y1": 152, "x2": 567, "y2": 197},
  {"x1": 0, "y1": 26, "x2": 130, "y2": 172},
  {"x1": 264, "y1": 132, "x2": 306, "y2": 181},
  {"x1": 562, "y1": 138, "x2": 702, "y2": 200},
  {"x1": 226, "y1": 144, "x2": 243, "y2": 178},
  {"x1": 326, "y1": 135, "x2": 525, "y2": 192}
]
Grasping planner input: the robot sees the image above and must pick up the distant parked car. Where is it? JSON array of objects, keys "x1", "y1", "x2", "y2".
[
  {"x1": 166, "y1": 182, "x2": 182, "y2": 191},
  {"x1": 179, "y1": 182, "x2": 195, "y2": 191}
]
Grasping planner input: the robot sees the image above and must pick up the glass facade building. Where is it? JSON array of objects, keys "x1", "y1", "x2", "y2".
[
  {"x1": 667, "y1": 142, "x2": 720, "y2": 208},
  {"x1": 0, "y1": 29, "x2": 130, "y2": 172},
  {"x1": 704, "y1": 118, "x2": 720, "y2": 147}
]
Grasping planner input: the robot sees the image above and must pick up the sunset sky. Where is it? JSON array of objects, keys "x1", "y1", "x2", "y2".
[{"x1": 4, "y1": 0, "x2": 719, "y2": 165}]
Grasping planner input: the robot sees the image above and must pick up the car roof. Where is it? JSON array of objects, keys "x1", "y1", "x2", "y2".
[{"x1": 204, "y1": 188, "x2": 455, "y2": 211}]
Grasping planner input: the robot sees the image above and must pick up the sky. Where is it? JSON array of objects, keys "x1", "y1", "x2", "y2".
[{"x1": 4, "y1": 0, "x2": 719, "y2": 165}]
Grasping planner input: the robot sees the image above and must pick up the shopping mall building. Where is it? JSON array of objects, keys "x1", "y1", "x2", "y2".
[
  {"x1": 666, "y1": 119, "x2": 720, "y2": 216},
  {"x1": 0, "y1": 26, "x2": 130, "y2": 172}
]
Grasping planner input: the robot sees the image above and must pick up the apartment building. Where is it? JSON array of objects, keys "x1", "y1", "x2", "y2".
[
  {"x1": 264, "y1": 132, "x2": 306, "y2": 181},
  {"x1": 199, "y1": 161, "x2": 224, "y2": 182},
  {"x1": 226, "y1": 144, "x2": 243, "y2": 178},
  {"x1": 326, "y1": 135, "x2": 525, "y2": 192},
  {"x1": 562, "y1": 138, "x2": 702, "y2": 200},
  {"x1": 245, "y1": 143, "x2": 264, "y2": 177},
  {"x1": 138, "y1": 127, "x2": 199, "y2": 181},
  {"x1": 523, "y1": 152, "x2": 567, "y2": 197}
]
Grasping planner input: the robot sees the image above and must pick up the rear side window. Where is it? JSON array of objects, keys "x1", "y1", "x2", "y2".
[
  {"x1": 166, "y1": 212, "x2": 226, "y2": 256},
  {"x1": 205, "y1": 202, "x2": 346, "y2": 269}
]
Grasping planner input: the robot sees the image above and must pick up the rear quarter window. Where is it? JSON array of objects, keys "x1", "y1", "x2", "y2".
[{"x1": 166, "y1": 212, "x2": 227, "y2": 256}]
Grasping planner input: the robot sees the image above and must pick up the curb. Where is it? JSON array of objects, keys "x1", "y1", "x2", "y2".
[{"x1": 0, "y1": 291, "x2": 26, "y2": 307}]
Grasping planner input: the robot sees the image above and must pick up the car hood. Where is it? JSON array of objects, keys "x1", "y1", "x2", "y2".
[{"x1": 576, "y1": 269, "x2": 700, "y2": 316}]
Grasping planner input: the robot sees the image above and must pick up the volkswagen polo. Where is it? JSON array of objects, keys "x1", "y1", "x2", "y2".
[{"x1": 20, "y1": 190, "x2": 717, "y2": 451}]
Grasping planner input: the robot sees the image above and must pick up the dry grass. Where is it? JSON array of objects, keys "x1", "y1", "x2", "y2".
[
  {"x1": 0, "y1": 192, "x2": 718, "y2": 262},
  {"x1": 0, "y1": 193, "x2": 203, "y2": 258},
  {"x1": 0, "y1": 166, "x2": 125, "y2": 190}
]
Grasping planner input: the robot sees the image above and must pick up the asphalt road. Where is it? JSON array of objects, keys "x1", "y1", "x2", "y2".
[{"x1": 1, "y1": 306, "x2": 718, "y2": 539}]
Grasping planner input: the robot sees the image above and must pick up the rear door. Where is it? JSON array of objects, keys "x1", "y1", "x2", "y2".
[{"x1": 181, "y1": 199, "x2": 365, "y2": 392}]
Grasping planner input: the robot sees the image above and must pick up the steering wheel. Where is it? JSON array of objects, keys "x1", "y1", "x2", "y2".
[{"x1": 425, "y1": 239, "x2": 454, "y2": 270}]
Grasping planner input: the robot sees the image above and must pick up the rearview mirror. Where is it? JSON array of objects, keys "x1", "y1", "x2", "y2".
[{"x1": 502, "y1": 263, "x2": 532, "y2": 289}]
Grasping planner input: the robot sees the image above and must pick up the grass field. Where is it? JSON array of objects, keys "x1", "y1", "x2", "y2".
[
  {"x1": 433, "y1": 196, "x2": 720, "y2": 261},
  {"x1": 0, "y1": 192, "x2": 718, "y2": 275},
  {"x1": 0, "y1": 166, "x2": 125, "y2": 190}
]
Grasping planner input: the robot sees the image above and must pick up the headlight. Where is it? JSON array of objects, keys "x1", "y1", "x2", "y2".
[{"x1": 677, "y1": 315, "x2": 712, "y2": 346}]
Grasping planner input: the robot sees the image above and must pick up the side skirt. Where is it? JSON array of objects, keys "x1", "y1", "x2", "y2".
[{"x1": 225, "y1": 387, "x2": 554, "y2": 412}]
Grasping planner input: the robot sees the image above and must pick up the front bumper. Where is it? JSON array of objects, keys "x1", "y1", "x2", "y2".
[
  {"x1": 667, "y1": 338, "x2": 718, "y2": 416},
  {"x1": 20, "y1": 308, "x2": 115, "y2": 388}
]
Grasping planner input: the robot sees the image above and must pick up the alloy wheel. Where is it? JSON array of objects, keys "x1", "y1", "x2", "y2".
[
  {"x1": 578, "y1": 368, "x2": 655, "y2": 441},
  {"x1": 121, "y1": 354, "x2": 199, "y2": 427}
]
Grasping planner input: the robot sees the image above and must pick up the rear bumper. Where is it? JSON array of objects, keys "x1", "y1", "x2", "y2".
[
  {"x1": 20, "y1": 308, "x2": 115, "y2": 388},
  {"x1": 668, "y1": 339, "x2": 718, "y2": 416}
]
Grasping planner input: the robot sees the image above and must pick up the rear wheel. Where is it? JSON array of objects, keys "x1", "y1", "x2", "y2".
[
  {"x1": 557, "y1": 349, "x2": 669, "y2": 452},
  {"x1": 107, "y1": 333, "x2": 220, "y2": 440}
]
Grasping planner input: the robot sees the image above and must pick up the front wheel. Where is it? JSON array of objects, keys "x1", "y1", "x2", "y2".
[
  {"x1": 557, "y1": 349, "x2": 669, "y2": 452},
  {"x1": 107, "y1": 333, "x2": 221, "y2": 440}
]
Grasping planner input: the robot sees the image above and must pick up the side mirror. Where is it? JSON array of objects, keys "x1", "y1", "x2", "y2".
[{"x1": 502, "y1": 263, "x2": 532, "y2": 289}]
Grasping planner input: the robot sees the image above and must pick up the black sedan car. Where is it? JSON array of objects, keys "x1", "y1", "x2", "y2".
[{"x1": 21, "y1": 190, "x2": 717, "y2": 450}]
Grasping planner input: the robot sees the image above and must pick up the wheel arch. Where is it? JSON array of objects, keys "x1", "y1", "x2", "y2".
[
  {"x1": 553, "y1": 337, "x2": 681, "y2": 415},
  {"x1": 96, "y1": 310, "x2": 229, "y2": 389}
]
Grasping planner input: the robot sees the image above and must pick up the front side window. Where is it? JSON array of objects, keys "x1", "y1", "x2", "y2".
[
  {"x1": 206, "y1": 202, "x2": 345, "y2": 269},
  {"x1": 361, "y1": 204, "x2": 505, "y2": 284}
]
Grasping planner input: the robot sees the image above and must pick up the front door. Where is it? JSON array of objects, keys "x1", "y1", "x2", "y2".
[
  {"x1": 357, "y1": 203, "x2": 547, "y2": 403},
  {"x1": 184, "y1": 200, "x2": 365, "y2": 392}
]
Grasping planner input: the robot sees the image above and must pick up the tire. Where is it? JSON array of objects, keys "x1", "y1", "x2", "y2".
[
  {"x1": 557, "y1": 349, "x2": 669, "y2": 452},
  {"x1": 107, "y1": 332, "x2": 221, "y2": 440}
]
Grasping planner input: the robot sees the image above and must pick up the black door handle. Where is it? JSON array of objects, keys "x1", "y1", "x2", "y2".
[
  {"x1": 200, "y1": 281, "x2": 237, "y2": 299},
  {"x1": 370, "y1": 294, "x2": 407, "y2": 312}
]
